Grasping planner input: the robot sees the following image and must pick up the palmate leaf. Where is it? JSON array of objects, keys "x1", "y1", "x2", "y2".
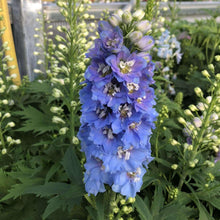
[
  {"x1": 134, "y1": 195, "x2": 153, "y2": 220},
  {"x1": 0, "y1": 178, "x2": 43, "y2": 201},
  {"x1": 41, "y1": 184, "x2": 84, "y2": 219},
  {"x1": 16, "y1": 105, "x2": 58, "y2": 135},
  {"x1": 61, "y1": 147, "x2": 83, "y2": 185},
  {"x1": 151, "y1": 185, "x2": 164, "y2": 217}
]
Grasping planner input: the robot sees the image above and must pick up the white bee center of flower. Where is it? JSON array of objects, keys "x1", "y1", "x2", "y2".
[
  {"x1": 127, "y1": 83, "x2": 139, "y2": 94},
  {"x1": 119, "y1": 60, "x2": 135, "y2": 74}
]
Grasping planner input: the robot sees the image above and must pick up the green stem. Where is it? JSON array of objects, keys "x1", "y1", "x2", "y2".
[
  {"x1": 106, "y1": 190, "x2": 116, "y2": 219},
  {"x1": 155, "y1": 130, "x2": 159, "y2": 158},
  {"x1": 194, "y1": 85, "x2": 218, "y2": 153},
  {"x1": 0, "y1": 121, "x2": 6, "y2": 149},
  {"x1": 178, "y1": 171, "x2": 187, "y2": 191}
]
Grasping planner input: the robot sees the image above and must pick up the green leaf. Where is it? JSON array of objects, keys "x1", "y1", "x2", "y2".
[
  {"x1": 62, "y1": 147, "x2": 83, "y2": 185},
  {"x1": 1, "y1": 179, "x2": 43, "y2": 201},
  {"x1": 37, "y1": 183, "x2": 84, "y2": 219},
  {"x1": 45, "y1": 163, "x2": 61, "y2": 183},
  {"x1": 16, "y1": 106, "x2": 57, "y2": 135},
  {"x1": 95, "y1": 194, "x2": 105, "y2": 220},
  {"x1": 141, "y1": 175, "x2": 157, "y2": 190},
  {"x1": 151, "y1": 185, "x2": 164, "y2": 217},
  {"x1": 154, "y1": 158, "x2": 172, "y2": 168},
  {"x1": 134, "y1": 195, "x2": 153, "y2": 220}
]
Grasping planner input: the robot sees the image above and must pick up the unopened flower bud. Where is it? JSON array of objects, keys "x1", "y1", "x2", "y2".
[
  {"x1": 122, "y1": 11, "x2": 132, "y2": 24},
  {"x1": 215, "y1": 55, "x2": 220, "y2": 61},
  {"x1": 50, "y1": 106, "x2": 63, "y2": 114},
  {"x1": 2, "y1": 99, "x2": 8, "y2": 105},
  {"x1": 72, "y1": 136, "x2": 79, "y2": 145},
  {"x1": 136, "y1": 36, "x2": 154, "y2": 51},
  {"x1": 213, "y1": 146, "x2": 219, "y2": 153},
  {"x1": 189, "y1": 104, "x2": 198, "y2": 112},
  {"x1": 184, "y1": 109, "x2": 193, "y2": 117},
  {"x1": 216, "y1": 74, "x2": 220, "y2": 81},
  {"x1": 201, "y1": 70, "x2": 210, "y2": 78},
  {"x1": 2, "y1": 148, "x2": 7, "y2": 155},
  {"x1": 206, "y1": 96, "x2": 212, "y2": 104},
  {"x1": 170, "y1": 139, "x2": 180, "y2": 146},
  {"x1": 59, "y1": 127, "x2": 69, "y2": 135},
  {"x1": 128, "y1": 31, "x2": 143, "y2": 43},
  {"x1": 52, "y1": 116, "x2": 65, "y2": 124},
  {"x1": 109, "y1": 14, "x2": 121, "y2": 27},
  {"x1": 171, "y1": 164, "x2": 178, "y2": 170},
  {"x1": 6, "y1": 136, "x2": 12, "y2": 142},
  {"x1": 113, "y1": 207, "x2": 119, "y2": 213},
  {"x1": 7, "y1": 122, "x2": 15, "y2": 128},
  {"x1": 115, "y1": 9, "x2": 123, "y2": 17},
  {"x1": 136, "y1": 20, "x2": 151, "y2": 34},
  {"x1": 15, "y1": 139, "x2": 21, "y2": 144},
  {"x1": 127, "y1": 197, "x2": 135, "y2": 203},
  {"x1": 194, "y1": 87, "x2": 203, "y2": 98},
  {"x1": 120, "y1": 199, "x2": 126, "y2": 205},
  {"x1": 3, "y1": 113, "x2": 11, "y2": 119},
  {"x1": 193, "y1": 117, "x2": 202, "y2": 128},
  {"x1": 52, "y1": 88, "x2": 63, "y2": 98},
  {"x1": 133, "y1": 9, "x2": 145, "y2": 21},
  {"x1": 189, "y1": 161, "x2": 195, "y2": 168},
  {"x1": 208, "y1": 64, "x2": 214, "y2": 72},
  {"x1": 178, "y1": 117, "x2": 186, "y2": 126}
]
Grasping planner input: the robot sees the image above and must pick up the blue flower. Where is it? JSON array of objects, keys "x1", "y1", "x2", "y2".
[
  {"x1": 78, "y1": 20, "x2": 157, "y2": 198},
  {"x1": 84, "y1": 157, "x2": 113, "y2": 196},
  {"x1": 156, "y1": 29, "x2": 182, "y2": 63},
  {"x1": 99, "y1": 23, "x2": 123, "y2": 53},
  {"x1": 112, "y1": 166, "x2": 146, "y2": 198},
  {"x1": 136, "y1": 36, "x2": 155, "y2": 52},
  {"x1": 106, "y1": 47, "x2": 146, "y2": 83}
]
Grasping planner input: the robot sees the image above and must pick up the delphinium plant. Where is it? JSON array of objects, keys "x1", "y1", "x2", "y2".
[
  {"x1": 0, "y1": 0, "x2": 96, "y2": 219},
  {"x1": 153, "y1": 29, "x2": 182, "y2": 96},
  {"x1": 78, "y1": 8, "x2": 158, "y2": 219},
  {"x1": 133, "y1": 58, "x2": 220, "y2": 220},
  {"x1": 0, "y1": 14, "x2": 21, "y2": 159}
]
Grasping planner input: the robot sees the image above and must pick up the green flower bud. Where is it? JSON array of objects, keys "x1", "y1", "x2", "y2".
[
  {"x1": 208, "y1": 64, "x2": 215, "y2": 72},
  {"x1": 133, "y1": 9, "x2": 145, "y2": 20},
  {"x1": 120, "y1": 199, "x2": 126, "y2": 205},
  {"x1": 59, "y1": 127, "x2": 69, "y2": 135},
  {"x1": 72, "y1": 136, "x2": 79, "y2": 145},
  {"x1": 189, "y1": 161, "x2": 195, "y2": 168},
  {"x1": 6, "y1": 122, "x2": 15, "y2": 128},
  {"x1": 171, "y1": 164, "x2": 178, "y2": 170},
  {"x1": 178, "y1": 117, "x2": 186, "y2": 126},
  {"x1": 201, "y1": 70, "x2": 210, "y2": 78},
  {"x1": 194, "y1": 87, "x2": 203, "y2": 98},
  {"x1": 215, "y1": 55, "x2": 220, "y2": 61},
  {"x1": 189, "y1": 104, "x2": 198, "y2": 112},
  {"x1": 109, "y1": 14, "x2": 121, "y2": 27},
  {"x1": 1, "y1": 148, "x2": 7, "y2": 155},
  {"x1": 128, "y1": 31, "x2": 143, "y2": 43},
  {"x1": 127, "y1": 197, "x2": 135, "y2": 203},
  {"x1": 170, "y1": 139, "x2": 180, "y2": 146},
  {"x1": 122, "y1": 11, "x2": 132, "y2": 24},
  {"x1": 184, "y1": 109, "x2": 194, "y2": 117},
  {"x1": 136, "y1": 20, "x2": 151, "y2": 34},
  {"x1": 52, "y1": 116, "x2": 65, "y2": 124}
]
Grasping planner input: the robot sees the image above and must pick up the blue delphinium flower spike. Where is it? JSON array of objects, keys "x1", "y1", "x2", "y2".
[{"x1": 78, "y1": 17, "x2": 158, "y2": 198}]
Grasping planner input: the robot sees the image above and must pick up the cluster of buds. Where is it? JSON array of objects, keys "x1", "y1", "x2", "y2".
[
  {"x1": 0, "y1": 112, "x2": 21, "y2": 155},
  {"x1": 109, "y1": 9, "x2": 154, "y2": 53},
  {"x1": 178, "y1": 63, "x2": 220, "y2": 167},
  {"x1": 108, "y1": 196, "x2": 135, "y2": 220},
  {"x1": 0, "y1": 16, "x2": 20, "y2": 155}
]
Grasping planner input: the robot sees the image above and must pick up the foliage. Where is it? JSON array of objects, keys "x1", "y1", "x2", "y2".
[{"x1": 0, "y1": 1, "x2": 220, "y2": 220}]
